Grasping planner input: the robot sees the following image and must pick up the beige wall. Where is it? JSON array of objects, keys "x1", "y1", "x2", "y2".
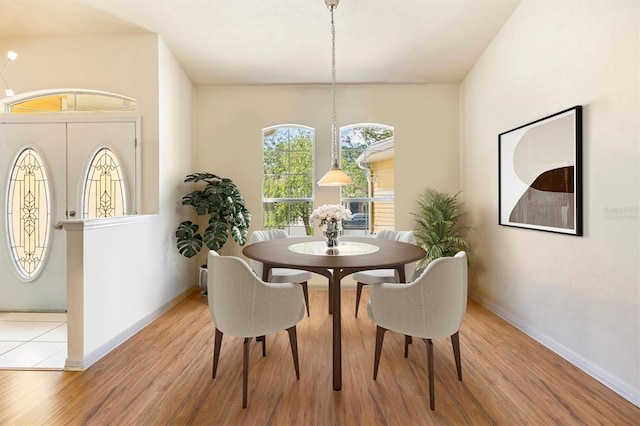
[
  {"x1": 157, "y1": 36, "x2": 198, "y2": 296},
  {"x1": 0, "y1": 34, "x2": 160, "y2": 212},
  {"x1": 195, "y1": 84, "x2": 460, "y2": 260},
  {"x1": 461, "y1": 0, "x2": 639, "y2": 405}
]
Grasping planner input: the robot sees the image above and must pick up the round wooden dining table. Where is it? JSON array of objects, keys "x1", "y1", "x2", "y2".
[{"x1": 242, "y1": 236, "x2": 426, "y2": 391}]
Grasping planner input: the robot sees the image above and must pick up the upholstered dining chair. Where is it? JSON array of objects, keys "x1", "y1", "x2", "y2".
[
  {"x1": 248, "y1": 229, "x2": 312, "y2": 316},
  {"x1": 367, "y1": 251, "x2": 468, "y2": 410},
  {"x1": 207, "y1": 251, "x2": 306, "y2": 408},
  {"x1": 352, "y1": 230, "x2": 418, "y2": 317}
]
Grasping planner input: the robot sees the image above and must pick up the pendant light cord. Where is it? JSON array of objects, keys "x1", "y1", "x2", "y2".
[{"x1": 330, "y1": 4, "x2": 338, "y2": 168}]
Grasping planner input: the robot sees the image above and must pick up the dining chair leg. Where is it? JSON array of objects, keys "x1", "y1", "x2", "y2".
[
  {"x1": 404, "y1": 335, "x2": 412, "y2": 358},
  {"x1": 300, "y1": 282, "x2": 310, "y2": 316},
  {"x1": 243, "y1": 337, "x2": 251, "y2": 408},
  {"x1": 286, "y1": 326, "x2": 300, "y2": 379},
  {"x1": 451, "y1": 331, "x2": 462, "y2": 381},
  {"x1": 256, "y1": 335, "x2": 266, "y2": 356},
  {"x1": 373, "y1": 326, "x2": 387, "y2": 380},
  {"x1": 424, "y1": 338, "x2": 435, "y2": 410},
  {"x1": 355, "y1": 282, "x2": 365, "y2": 317},
  {"x1": 212, "y1": 328, "x2": 223, "y2": 379}
]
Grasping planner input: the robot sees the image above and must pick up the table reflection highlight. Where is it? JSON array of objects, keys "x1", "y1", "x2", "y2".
[{"x1": 288, "y1": 241, "x2": 379, "y2": 256}]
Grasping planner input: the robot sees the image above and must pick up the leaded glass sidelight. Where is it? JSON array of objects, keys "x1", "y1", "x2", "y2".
[
  {"x1": 83, "y1": 148, "x2": 127, "y2": 219},
  {"x1": 6, "y1": 148, "x2": 52, "y2": 280}
]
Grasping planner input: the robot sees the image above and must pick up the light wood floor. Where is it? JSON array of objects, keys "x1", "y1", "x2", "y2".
[{"x1": 1, "y1": 289, "x2": 638, "y2": 425}]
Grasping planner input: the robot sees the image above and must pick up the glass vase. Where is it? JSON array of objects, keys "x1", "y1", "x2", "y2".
[{"x1": 323, "y1": 220, "x2": 342, "y2": 248}]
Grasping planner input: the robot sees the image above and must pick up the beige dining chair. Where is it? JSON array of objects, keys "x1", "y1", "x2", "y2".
[
  {"x1": 207, "y1": 251, "x2": 306, "y2": 408},
  {"x1": 248, "y1": 229, "x2": 312, "y2": 316},
  {"x1": 352, "y1": 230, "x2": 418, "y2": 317},
  {"x1": 367, "y1": 251, "x2": 468, "y2": 410}
]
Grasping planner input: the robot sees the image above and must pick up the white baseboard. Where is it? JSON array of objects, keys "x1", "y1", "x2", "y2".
[
  {"x1": 469, "y1": 290, "x2": 640, "y2": 408},
  {"x1": 64, "y1": 287, "x2": 195, "y2": 372}
]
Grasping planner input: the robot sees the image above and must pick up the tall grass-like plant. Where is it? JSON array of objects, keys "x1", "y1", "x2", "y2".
[{"x1": 412, "y1": 188, "x2": 473, "y2": 268}]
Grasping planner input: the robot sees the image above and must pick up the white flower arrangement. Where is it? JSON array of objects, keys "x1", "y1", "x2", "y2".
[{"x1": 311, "y1": 204, "x2": 352, "y2": 225}]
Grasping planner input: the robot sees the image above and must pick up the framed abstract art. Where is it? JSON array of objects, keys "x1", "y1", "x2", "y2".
[{"x1": 498, "y1": 106, "x2": 583, "y2": 235}]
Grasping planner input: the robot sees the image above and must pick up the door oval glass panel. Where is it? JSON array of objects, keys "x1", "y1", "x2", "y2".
[
  {"x1": 6, "y1": 148, "x2": 52, "y2": 280},
  {"x1": 83, "y1": 147, "x2": 127, "y2": 218}
]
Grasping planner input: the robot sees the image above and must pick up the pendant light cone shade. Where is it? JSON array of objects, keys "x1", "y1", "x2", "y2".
[
  {"x1": 317, "y1": 0, "x2": 352, "y2": 186},
  {"x1": 318, "y1": 162, "x2": 353, "y2": 186}
]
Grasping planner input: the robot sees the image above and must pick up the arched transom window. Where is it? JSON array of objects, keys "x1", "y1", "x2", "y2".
[{"x1": 6, "y1": 90, "x2": 136, "y2": 114}]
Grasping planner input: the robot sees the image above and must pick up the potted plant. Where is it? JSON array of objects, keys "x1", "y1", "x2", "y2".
[
  {"x1": 175, "y1": 172, "x2": 252, "y2": 293},
  {"x1": 412, "y1": 187, "x2": 474, "y2": 269}
]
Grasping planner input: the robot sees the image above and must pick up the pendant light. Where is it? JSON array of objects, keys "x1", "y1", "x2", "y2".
[{"x1": 317, "y1": 0, "x2": 352, "y2": 186}]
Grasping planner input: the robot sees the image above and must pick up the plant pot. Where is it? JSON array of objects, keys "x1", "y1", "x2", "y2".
[{"x1": 199, "y1": 264, "x2": 208, "y2": 295}]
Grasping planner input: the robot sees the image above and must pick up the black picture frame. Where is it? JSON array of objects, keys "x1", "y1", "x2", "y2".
[{"x1": 498, "y1": 106, "x2": 583, "y2": 235}]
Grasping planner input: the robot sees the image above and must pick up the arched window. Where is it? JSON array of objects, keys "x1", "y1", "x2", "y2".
[
  {"x1": 340, "y1": 123, "x2": 394, "y2": 235},
  {"x1": 262, "y1": 125, "x2": 314, "y2": 236},
  {"x1": 6, "y1": 148, "x2": 52, "y2": 280},
  {"x1": 4, "y1": 89, "x2": 136, "y2": 114},
  {"x1": 82, "y1": 148, "x2": 128, "y2": 219}
]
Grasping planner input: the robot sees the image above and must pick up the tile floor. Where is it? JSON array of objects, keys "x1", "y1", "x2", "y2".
[{"x1": 0, "y1": 312, "x2": 67, "y2": 370}]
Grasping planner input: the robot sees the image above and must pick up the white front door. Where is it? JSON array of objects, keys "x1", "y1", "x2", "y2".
[
  {"x1": 67, "y1": 121, "x2": 137, "y2": 219},
  {"x1": 0, "y1": 117, "x2": 138, "y2": 311},
  {"x1": 0, "y1": 122, "x2": 67, "y2": 311}
]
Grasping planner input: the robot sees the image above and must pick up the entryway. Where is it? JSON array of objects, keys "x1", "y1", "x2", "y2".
[
  {"x1": 0, "y1": 89, "x2": 140, "y2": 370},
  {"x1": 0, "y1": 117, "x2": 138, "y2": 312},
  {"x1": 0, "y1": 312, "x2": 67, "y2": 369}
]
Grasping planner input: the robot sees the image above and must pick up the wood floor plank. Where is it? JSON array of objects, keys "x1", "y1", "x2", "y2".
[{"x1": 0, "y1": 289, "x2": 638, "y2": 425}]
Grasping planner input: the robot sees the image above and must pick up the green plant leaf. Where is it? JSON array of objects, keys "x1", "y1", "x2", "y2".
[
  {"x1": 204, "y1": 220, "x2": 229, "y2": 251},
  {"x1": 175, "y1": 221, "x2": 204, "y2": 258},
  {"x1": 175, "y1": 172, "x2": 252, "y2": 258},
  {"x1": 412, "y1": 187, "x2": 474, "y2": 269}
]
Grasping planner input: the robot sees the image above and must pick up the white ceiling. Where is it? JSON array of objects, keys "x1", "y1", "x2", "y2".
[{"x1": 0, "y1": 0, "x2": 521, "y2": 85}]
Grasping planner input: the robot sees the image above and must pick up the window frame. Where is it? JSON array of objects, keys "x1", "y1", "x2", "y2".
[
  {"x1": 5, "y1": 147, "x2": 53, "y2": 280},
  {"x1": 340, "y1": 123, "x2": 395, "y2": 235},
  {"x1": 82, "y1": 146, "x2": 129, "y2": 219},
  {"x1": 261, "y1": 124, "x2": 315, "y2": 236},
  {"x1": 3, "y1": 89, "x2": 136, "y2": 114}
]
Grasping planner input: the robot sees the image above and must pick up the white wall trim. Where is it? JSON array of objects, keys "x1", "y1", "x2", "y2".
[
  {"x1": 62, "y1": 214, "x2": 158, "y2": 231},
  {"x1": 64, "y1": 286, "x2": 195, "y2": 371},
  {"x1": 469, "y1": 291, "x2": 640, "y2": 408}
]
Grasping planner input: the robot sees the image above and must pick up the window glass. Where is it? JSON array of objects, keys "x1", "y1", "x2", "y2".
[
  {"x1": 6, "y1": 148, "x2": 52, "y2": 279},
  {"x1": 82, "y1": 148, "x2": 128, "y2": 219},
  {"x1": 340, "y1": 124, "x2": 394, "y2": 235},
  {"x1": 8, "y1": 92, "x2": 136, "y2": 114},
  {"x1": 262, "y1": 125, "x2": 314, "y2": 236}
]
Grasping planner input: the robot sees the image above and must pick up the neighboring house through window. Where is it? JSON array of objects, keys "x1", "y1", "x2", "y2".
[{"x1": 340, "y1": 124, "x2": 394, "y2": 235}]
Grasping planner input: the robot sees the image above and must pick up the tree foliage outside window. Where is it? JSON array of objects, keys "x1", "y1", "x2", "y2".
[{"x1": 262, "y1": 125, "x2": 314, "y2": 235}]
